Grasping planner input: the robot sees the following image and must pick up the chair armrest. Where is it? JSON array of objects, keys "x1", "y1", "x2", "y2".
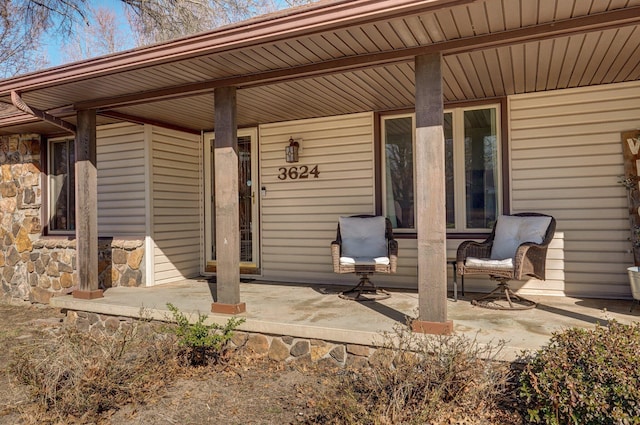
[
  {"x1": 388, "y1": 239, "x2": 398, "y2": 256},
  {"x1": 456, "y1": 240, "x2": 491, "y2": 262},
  {"x1": 514, "y1": 242, "x2": 549, "y2": 280},
  {"x1": 331, "y1": 242, "x2": 341, "y2": 273},
  {"x1": 456, "y1": 240, "x2": 492, "y2": 275},
  {"x1": 388, "y1": 239, "x2": 398, "y2": 273}
]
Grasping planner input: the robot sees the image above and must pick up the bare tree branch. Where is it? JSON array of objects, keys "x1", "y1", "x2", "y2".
[
  {"x1": 0, "y1": 1, "x2": 49, "y2": 77},
  {"x1": 0, "y1": 0, "x2": 316, "y2": 78},
  {"x1": 61, "y1": 6, "x2": 131, "y2": 63}
]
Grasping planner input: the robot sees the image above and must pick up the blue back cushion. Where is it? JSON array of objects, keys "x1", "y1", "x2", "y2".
[{"x1": 339, "y1": 216, "x2": 388, "y2": 258}]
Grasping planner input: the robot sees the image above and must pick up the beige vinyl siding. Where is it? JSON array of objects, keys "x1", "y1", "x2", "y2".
[
  {"x1": 258, "y1": 112, "x2": 459, "y2": 290},
  {"x1": 509, "y1": 80, "x2": 640, "y2": 299},
  {"x1": 151, "y1": 127, "x2": 202, "y2": 285},
  {"x1": 97, "y1": 123, "x2": 146, "y2": 237},
  {"x1": 260, "y1": 112, "x2": 391, "y2": 285}
]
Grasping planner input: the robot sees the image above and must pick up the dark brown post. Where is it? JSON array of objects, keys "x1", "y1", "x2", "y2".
[
  {"x1": 72, "y1": 109, "x2": 103, "y2": 299},
  {"x1": 211, "y1": 86, "x2": 245, "y2": 314},
  {"x1": 411, "y1": 53, "x2": 452, "y2": 334}
]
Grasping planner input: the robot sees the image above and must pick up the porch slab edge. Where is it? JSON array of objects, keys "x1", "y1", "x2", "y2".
[{"x1": 50, "y1": 295, "x2": 385, "y2": 347}]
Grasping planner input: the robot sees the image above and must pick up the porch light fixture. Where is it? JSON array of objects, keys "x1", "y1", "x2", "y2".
[{"x1": 285, "y1": 137, "x2": 300, "y2": 163}]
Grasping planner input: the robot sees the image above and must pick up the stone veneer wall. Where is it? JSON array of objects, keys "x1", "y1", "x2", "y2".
[
  {"x1": 0, "y1": 134, "x2": 146, "y2": 303},
  {"x1": 67, "y1": 310, "x2": 378, "y2": 368}
]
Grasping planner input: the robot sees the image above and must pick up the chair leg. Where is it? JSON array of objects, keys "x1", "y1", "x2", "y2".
[
  {"x1": 339, "y1": 273, "x2": 390, "y2": 301},
  {"x1": 471, "y1": 280, "x2": 536, "y2": 310}
]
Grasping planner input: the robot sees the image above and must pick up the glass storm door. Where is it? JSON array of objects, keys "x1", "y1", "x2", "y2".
[{"x1": 204, "y1": 129, "x2": 259, "y2": 270}]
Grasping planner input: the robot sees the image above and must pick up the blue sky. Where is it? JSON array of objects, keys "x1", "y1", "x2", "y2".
[
  {"x1": 44, "y1": 0, "x2": 133, "y2": 67},
  {"x1": 44, "y1": 0, "x2": 296, "y2": 68}
]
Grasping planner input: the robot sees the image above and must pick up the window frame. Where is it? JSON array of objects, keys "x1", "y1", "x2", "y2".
[
  {"x1": 378, "y1": 100, "x2": 508, "y2": 237},
  {"x1": 46, "y1": 137, "x2": 75, "y2": 235}
]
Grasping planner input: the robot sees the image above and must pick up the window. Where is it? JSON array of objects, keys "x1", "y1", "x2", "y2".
[
  {"x1": 382, "y1": 115, "x2": 415, "y2": 230},
  {"x1": 48, "y1": 138, "x2": 75, "y2": 232},
  {"x1": 382, "y1": 104, "x2": 502, "y2": 233}
]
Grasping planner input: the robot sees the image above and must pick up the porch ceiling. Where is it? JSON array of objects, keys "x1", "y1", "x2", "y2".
[{"x1": 0, "y1": 0, "x2": 638, "y2": 136}]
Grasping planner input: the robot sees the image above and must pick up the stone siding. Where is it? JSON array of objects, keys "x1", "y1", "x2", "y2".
[
  {"x1": 66, "y1": 310, "x2": 379, "y2": 368},
  {"x1": 0, "y1": 134, "x2": 146, "y2": 303}
]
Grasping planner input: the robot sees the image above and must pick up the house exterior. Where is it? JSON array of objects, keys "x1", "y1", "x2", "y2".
[{"x1": 0, "y1": 0, "x2": 639, "y2": 332}]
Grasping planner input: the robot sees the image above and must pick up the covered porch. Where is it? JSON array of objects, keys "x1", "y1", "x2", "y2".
[
  {"x1": 0, "y1": 0, "x2": 639, "y2": 341},
  {"x1": 50, "y1": 279, "x2": 640, "y2": 361}
]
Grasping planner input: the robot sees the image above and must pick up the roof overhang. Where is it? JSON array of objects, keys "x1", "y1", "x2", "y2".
[{"x1": 1, "y1": 0, "x2": 639, "y2": 136}]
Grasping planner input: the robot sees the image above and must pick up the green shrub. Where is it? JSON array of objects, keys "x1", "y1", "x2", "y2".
[
  {"x1": 166, "y1": 303, "x2": 245, "y2": 366},
  {"x1": 310, "y1": 325, "x2": 515, "y2": 424},
  {"x1": 518, "y1": 321, "x2": 640, "y2": 425}
]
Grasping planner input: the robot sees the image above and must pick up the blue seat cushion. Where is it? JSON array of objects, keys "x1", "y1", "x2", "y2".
[{"x1": 339, "y1": 216, "x2": 388, "y2": 259}]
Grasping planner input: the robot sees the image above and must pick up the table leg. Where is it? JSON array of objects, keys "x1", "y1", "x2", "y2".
[{"x1": 451, "y1": 261, "x2": 457, "y2": 302}]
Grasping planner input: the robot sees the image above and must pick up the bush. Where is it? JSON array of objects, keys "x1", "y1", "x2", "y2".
[
  {"x1": 11, "y1": 320, "x2": 181, "y2": 423},
  {"x1": 309, "y1": 325, "x2": 515, "y2": 425},
  {"x1": 166, "y1": 303, "x2": 245, "y2": 366},
  {"x1": 518, "y1": 321, "x2": 640, "y2": 424}
]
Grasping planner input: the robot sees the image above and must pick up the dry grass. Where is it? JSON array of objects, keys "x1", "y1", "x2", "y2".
[
  {"x1": 308, "y1": 325, "x2": 522, "y2": 425},
  {"x1": 3, "y1": 305, "x2": 524, "y2": 424},
  {"x1": 10, "y1": 320, "x2": 183, "y2": 424}
]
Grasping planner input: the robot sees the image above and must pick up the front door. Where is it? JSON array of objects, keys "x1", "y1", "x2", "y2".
[{"x1": 204, "y1": 129, "x2": 259, "y2": 272}]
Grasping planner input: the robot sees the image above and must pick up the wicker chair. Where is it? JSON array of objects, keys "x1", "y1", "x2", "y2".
[
  {"x1": 456, "y1": 212, "x2": 556, "y2": 310},
  {"x1": 331, "y1": 215, "x2": 398, "y2": 300}
]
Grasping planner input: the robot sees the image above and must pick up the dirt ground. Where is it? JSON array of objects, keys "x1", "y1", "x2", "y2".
[
  {"x1": 0, "y1": 300, "x2": 525, "y2": 425},
  {"x1": 0, "y1": 301, "x2": 331, "y2": 425}
]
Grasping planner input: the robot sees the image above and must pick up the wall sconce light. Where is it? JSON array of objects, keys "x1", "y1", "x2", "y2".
[{"x1": 285, "y1": 137, "x2": 300, "y2": 163}]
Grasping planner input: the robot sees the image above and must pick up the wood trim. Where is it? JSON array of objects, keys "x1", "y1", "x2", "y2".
[
  {"x1": 500, "y1": 97, "x2": 510, "y2": 215},
  {"x1": 411, "y1": 319, "x2": 454, "y2": 335},
  {"x1": 98, "y1": 111, "x2": 200, "y2": 135},
  {"x1": 74, "y1": 110, "x2": 99, "y2": 293},
  {"x1": 373, "y1": 112, "x2": 382, "y2": 216},
  {"x1": 205, "y1": 264, "x2": 261, "y2": 275},
  {"x1": 211, "y1": 302, "x2": 246, "y2": 314},
  {"x1": 72, "y1": 289, "x2": 104, "y2": 300},
  {"x1": 41, "y1": 135, "x2": 50, "y2": 236}
]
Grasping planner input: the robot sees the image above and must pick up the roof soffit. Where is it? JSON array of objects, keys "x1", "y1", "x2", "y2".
[
  {"x1": 66, "y1": 4, "x2": 640, "y2": 112},
  {"x1": 0, "y1": 0, "x2": 474, "y2": 96},
  {"x1": 0, "y1": 0, "x2": 639, "y2": 133}
]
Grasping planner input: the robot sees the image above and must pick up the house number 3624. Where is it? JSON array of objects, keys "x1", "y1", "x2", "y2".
[{"x1": 277, "y1": 165, "x2": 320, "y2": 180}]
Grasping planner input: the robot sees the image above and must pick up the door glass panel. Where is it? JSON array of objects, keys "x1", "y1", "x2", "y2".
[
  {"x1": 238, "y1": 136, "x2": 252, "y2": 262},
  {"x1": 211, "y1": 135, "x2": 253, "y2": 262}
]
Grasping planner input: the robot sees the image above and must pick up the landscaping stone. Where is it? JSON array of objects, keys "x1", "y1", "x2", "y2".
[
  {"x1": 346, "y1": 354, "x2": 369, "y2": 369},
  {"x1": 282, "y1": 335, "x2": 294, "y2": 345},
  {"x1": 330, "y1": 345, "x2": 346, "y2": 363},
  {"x1": 268, "y1": 337, "x2": 290, "y2": 361},
  {"x1": 290, "y1": 340, "x2": 310, "y2": 357},
  {"x1": 311, "y1": 340, "x2": 332, "y2": 362},
  {"x1": 231, "y1": 331, "x2": 249, "y2": 347},
  {"x1": 246, "y1": 334, "x2": 270, "y2": 354},
  {"x1": 346, "y1": 344, "x2": 371, "y2": 357}
]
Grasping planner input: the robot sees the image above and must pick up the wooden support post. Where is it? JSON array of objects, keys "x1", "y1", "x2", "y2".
[
  {"x1": 211, "y1": 86, "x2": 245, "y2": 314},
  {"x1": 72, "y1": 109, "x2": 102, "y2": 299},
  {"x1": 412, "y1": 53, "x2": 452, "y2": 334}
]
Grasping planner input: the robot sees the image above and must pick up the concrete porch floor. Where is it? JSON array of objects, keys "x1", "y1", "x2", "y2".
[{"x1": 50, "y1": 279, "x2": 640, "y2": 361}]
